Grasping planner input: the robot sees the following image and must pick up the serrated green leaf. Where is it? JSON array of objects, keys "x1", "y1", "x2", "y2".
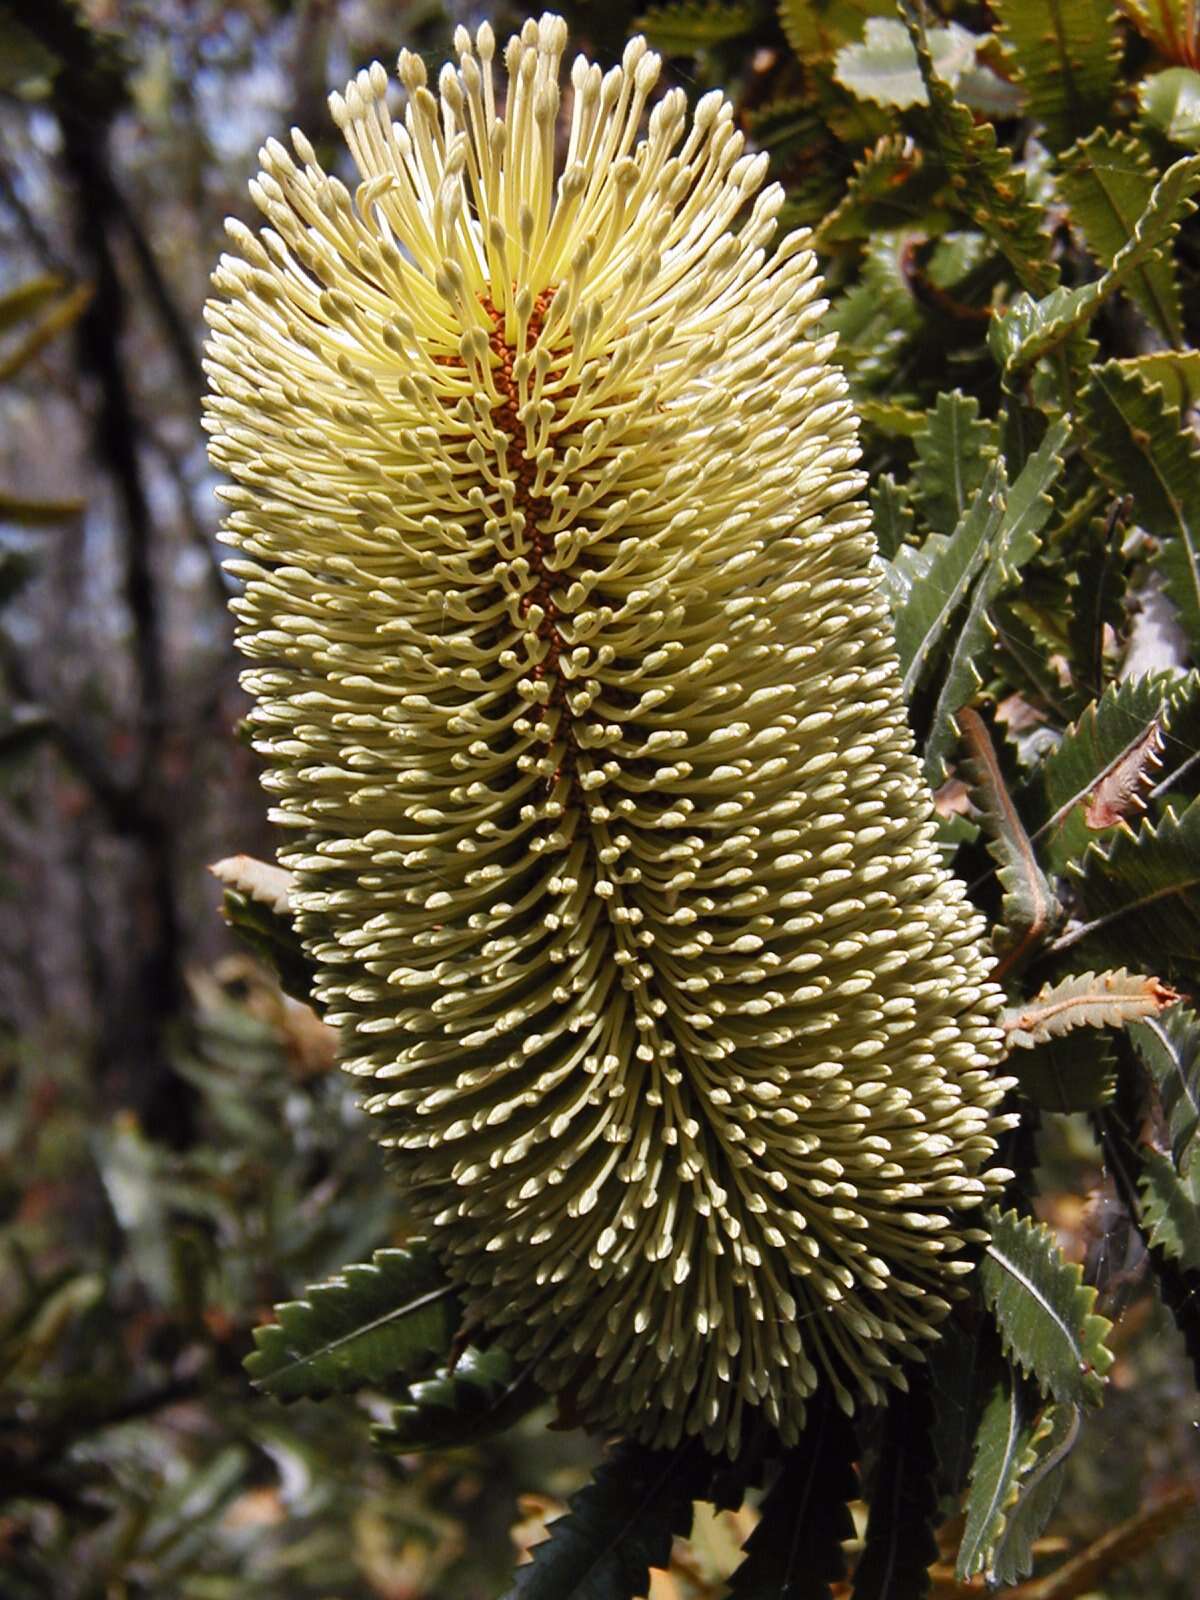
[
  {"x1": 1079, "y1": 362, "x2": 1200, "y2": 654},
  {"x1": 825, "y1": 232, "x2": 924, "y2": 400},
  {"x1": 956, "y1": 1365, "x2": 1042, "y2": 1582},
  {"x1": 1031, "y1": 672, "x2": 1198, "y2": 873},
  {"x1": 1003, "y1": 969, "x2": 1179, "y2": 1047},
  {"x1": 959, "y1": 706, "x2": 1062, "y2": 961},
  {"x1": 1113, "y1": 350, "x2": 1200, "y2": 411},
  {"x1": 988, "y1": 1400, "x2": 1081, "y2": 1586},
  {"x1": 778, "y1": 0, "x2": 893, "y2": 61},
  {"x1": 991, "y1": 155, "x2": 1200, "y2": 372},
  {"x1": 1138, "y1": 1147, "x2": 1200, "y2": 1269},
  {"x1": 891, "y1": 463, "x2": 1004, "y2": 700},
  {"x1": 1063, "y1": 800, "x2": 1200, "y2": 975},
  {"x1": 923, "y1": 420, "x2": 1067, "y2": 781},
  {"x1": 1007, "y1": 1030, "x2": 1119, "y2": 1112},
  {"x1": 834, "y1": 17, "x2": 977, "y2": 110},
  {"x1": 900, "y1": 1, "x2": 1058, "y2": 297},
  {"x1": 373, "y1": 1344, "x2": 543, "y2": 1453},
  {"x1": 1129, "y1": 1002, "x2": 1200, "y2": 1167},
  {"x1": 979, "y1": 1207, "x2": 1113, "y2": 1408},
  {"x1": 725, "y1": 1386, "x2": 856, "y2": 1600},
  {"x1": 992, "y1": 0, "x2": 1119, "y2": 151},
  {"x1": 1058, "y1": 130, "x2": 1183, "y2": 343},
  {"x1": 1140, "y1": 67, "x2": 1200, "y2": 149},
  {"x1": 817, "y1": 135, "x2": 951, "y2": 248},
  {"x1": 910, "y1": 390, "x2": 999, "y2": 537},
  {"x1": 504, "y1": 1438, "x2": 713, "y2": 1600},
  {"x1": 245, "y1": 1243, "x2": 460, "y2": 1402},
  {"x1": 1122, "y1": 0, "x2": 1200, "y2": 59},
  {"x1": 869, "y1": 473, "x2": 914, "y2": 562},
  {"x1": 633, "y1": 0, "x2": 755, "y2": 54},
  {"x1": 854, "y1": 1374, "x2": 939, "y2": 1600}
]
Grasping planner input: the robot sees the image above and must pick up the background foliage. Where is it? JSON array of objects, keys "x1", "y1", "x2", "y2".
[{"x1": 3, "y1": 0, "x2": 1200, "y2": 1595}]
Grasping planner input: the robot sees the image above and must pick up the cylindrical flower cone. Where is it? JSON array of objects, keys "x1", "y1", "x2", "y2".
[{"x1": 205, "y1": 13, "x2": 1015, "y2": 1454}]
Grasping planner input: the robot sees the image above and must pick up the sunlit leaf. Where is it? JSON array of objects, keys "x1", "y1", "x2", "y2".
[
  {"x1": 1003, "y1": 970, "x2": 1179, "y2": 1047},
  {"x1": 778, "y1": 0, "x2": 894, "y2": 61},
  {"x1": 834, "y1": 17, "x2": 977, "y2": 109},
  {"x1": 1140, "y1": 67, "x2": 1200, "y2": 148}
]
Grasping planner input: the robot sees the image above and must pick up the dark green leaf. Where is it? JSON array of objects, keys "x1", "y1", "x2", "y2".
[
  {"x1": 979, "y1": 1207, "x2": 1113, "y2": 1408},
  {"x1": 869, "y1": 474, "x2": 914, "y2": 563},
  {"x1": 817, "y1": 135, "x2": 950, "y2": 247},
  {"x1": 1078, "y1": 362, "x2": 1200, "y2": 654},
  {"x1": 992, "y1": 0, "x2": 1119, "y2": 151},
  {"x1": 1008, "y1": 1032, "x2": 1119, "y2": 1112},
  {"x1": 1030, "y1": 672, "x2": 1198, "y2": 874},
  {"x1": 1058, "y1": 130, "x2": 1183, "y2": 343},
  {"x1": 504, "y1": 1438, "x2": 712, "y2": 1600},
  {"x1": 211, "y1": 855, "x2": 314, "y2": 1005},
  {"x1": 1062, "y1": 800, "x2": 1200, "y2": 975},
  {"x1": 853, "y1": 1374, "x2": 939, "y2": 1600},
  {"x1": 245, "y1": 1243, "x2": 460, "y2": 1402},
  {"x1": 633, "y1": 1, "x2": 756, "y2": 55},
  {"x1": 1129, "y1": 1002, "x2": 1200, "y2": 1167},
  {"x1": 928, "y1": 1318, "x2": 1006, "y2": 1503},
  {"x1": 373, "y1": 1344, "x2": 544, "y2": 1453},
  {"x1": 825, "y1": 231, "x2": 921, "y2": 397},
  {"x1": 726, "y1": 1386, "x2": 856, "y2": 1599},
  {"x1": 1138, "y1": 1147, "x2": 1200, "y2": 1270}
]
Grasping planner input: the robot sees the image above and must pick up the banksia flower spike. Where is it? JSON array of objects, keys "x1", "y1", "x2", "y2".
[{"x1": 205, "y1": 14, "x2": 1015, "y2": 1454}]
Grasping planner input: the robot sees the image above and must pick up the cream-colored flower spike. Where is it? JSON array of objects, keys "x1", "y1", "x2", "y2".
[{"x1": 205, "y1": 13, "x2": 1016, "y2": 1454}]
